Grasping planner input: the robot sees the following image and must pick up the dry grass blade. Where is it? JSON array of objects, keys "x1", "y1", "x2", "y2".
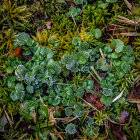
[
  {"x1": 55, "y1": 116, "x2": 78, "y2": 124},
  {"x1": 115, "y1": 32, "x2": 140, "y2": 36},
  {"x1": 124, "y1": 0, "x2": 132, "y2": 10},
  {"x1": 116, "y1": 15, "x2": 139, "y2": 26}
]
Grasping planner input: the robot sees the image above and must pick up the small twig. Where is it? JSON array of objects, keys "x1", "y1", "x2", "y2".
[
  {"x1": 18, "y1": 133, "x2": 27, "y2": 140},
  {"x1": 0, "y1": 71, "x2": 6, "y2": 77},
  {"x1": 79, "y1": 97, "x2": 99, "y2": 111},
  {"x1": 107, "y1": 117, "x2": 132, "y2": 126},
  {"x1": 0, "y1": 52, "x2": 11, "y2": 58},
  {"x1": 4, "y1": 110, "x2": 13, "y2": 128},
  {"x1": 70, "y1": 12, "x2": 77, "y2": 27}
]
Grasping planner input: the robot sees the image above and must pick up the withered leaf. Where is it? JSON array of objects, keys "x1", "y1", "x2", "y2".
[
  {"x1": 46, "y1": 21, "x2": 52, "y2": 30},
  {"x1": 120, "y1": 111, "x2": 130, "y2": 124},
  {"x1": 14, "y1": 46, "x2": 22, "y2": 58},
  {"x1": 85, "y1": 93, "x2": 104, "y2": 110}
]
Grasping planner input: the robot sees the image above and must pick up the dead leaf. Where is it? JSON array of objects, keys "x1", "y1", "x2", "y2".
[
  {"x1": 49, "y1": 111, "x2": 56, "y2": 126},
  {"x1": 115, "y1": 32, "x2": 140, "y2": 36},
  {"x1": 137, "y1": 103, "x2": 140, "y2": 114},
  {"x1": 120, "y1": 111, "x2": 130, "y2": 124},
  {"x1": 14, "y1": 46, "x2": 22, "y2": 58},
  {"x1": 85, "y1": 93, "x2": 104, "y2": 110},
  {"x1": 109, "y1": 123, "x2": 127, "y2": 140},
  {"x1": 37, "y1": 26, "x2": 43, "y2": 33},
  {"x1": 124, "y1": 0, "x2": 132, "y2": 10},
  {"x1": 127, "y1": 94, "x2": 140, "y2": 103},
  {"x1": 46, "y1": 21, "x2": 52, "y2": 30}
]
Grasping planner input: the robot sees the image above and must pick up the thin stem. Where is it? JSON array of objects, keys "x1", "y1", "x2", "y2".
[{"x1": 90, "y1": 66, "x2": 102, "y2": 81}]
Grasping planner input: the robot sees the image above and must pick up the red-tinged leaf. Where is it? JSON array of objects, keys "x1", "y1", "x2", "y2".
[
  {"x1": 14, "y1": 46, "x2": 22, "y2": 58},
  {"x1": 85, "y1": 93, "x2": 104, "y2": 110},
  {"x1": 120, "y1": 111, "x2": 130, "y2": 124}
]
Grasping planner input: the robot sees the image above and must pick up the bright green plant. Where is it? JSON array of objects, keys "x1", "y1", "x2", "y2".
[
  {"x1": 0, "y1": 1, "x2": 31, "y2": 30},
  {"x1": 0, "y1": 28, "x2": 17, "y2": 52}
]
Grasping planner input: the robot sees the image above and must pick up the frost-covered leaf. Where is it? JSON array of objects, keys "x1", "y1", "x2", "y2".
[
  {"x1": 96, "y1": 58, "x2": 110, "y2": 71},
  {"x1": 65, "y1": 123, "x2": 77, "y2": 134},
  {"x1": 66, "y1": 60, "x2": 79, "y2": 72},
  {"x1": 14, "y1": 32, "x2": 30, "y2": 47},
  {"x1": 47, "y1": 61, "x2": 61, "y2": 75},
  {"x1": 61, "y1": 54, "x2": 73, "y2": 65},
  {"x1": 15, "y1": 65, "x2": 28, "y2": 81},
  {"x1": 65, "y1": 107, "x2": 73, "y2": 116},
  {"x1": 26, "y1": 85, "x2": 34, "y2": 94}
]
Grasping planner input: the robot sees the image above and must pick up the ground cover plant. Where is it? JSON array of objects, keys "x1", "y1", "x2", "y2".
[{"x1": 0, "y1": 0, "x2": 140, "y2": 139}]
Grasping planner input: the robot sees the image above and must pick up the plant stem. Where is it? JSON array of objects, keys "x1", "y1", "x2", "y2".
[{"x1": 90, "y1": 66, "x2": 102, "y2": 81}]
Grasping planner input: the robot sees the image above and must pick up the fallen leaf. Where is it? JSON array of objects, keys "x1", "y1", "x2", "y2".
[
  {"x1": 37, "y1": 26, "x2": 43, "y2": 33},
  {"x1": 85, "y1": 93, "x2": 104, "y2": 110},
  {"x1": 46, "y1": 21, "x2": 52, "y2": 30},
  {"x1": 137, "y1": 103, "x2": 140, "y2": 114},
  {"x1": 19, "y1": 121, "x2": 33, "y2": 134},
  {"x1": 120, "y1": 111, "x2": 130, "y2": 124},
  {"x1": 14, "y1": 46, "x2": 22, "y2": 58},
  {"x1": 109, "y1": 123, "x2": 127, "y2": 140}
]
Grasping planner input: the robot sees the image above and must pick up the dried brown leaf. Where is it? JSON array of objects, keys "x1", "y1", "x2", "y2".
[
  {"x1": 120, "y1": 111, "x2": 130, "y2": 124},
  {"x1": 85, "y1": 93, "x2": 104, "y2": 110}
]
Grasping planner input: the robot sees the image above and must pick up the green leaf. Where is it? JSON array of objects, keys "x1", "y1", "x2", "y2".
[
  {"x1": 111, "y1": 39, "x2": 124, "y2": 53},
  {"x1": 106, "y1": 0, "x2": 117, "y2": 3},
  {"x1": 65, "y1": 107, "x2": 73, "y2": 116},
  {"x1": 86, "y1": 127, "x2": 94, "y2": 137},
  {"x1": 111, "y1": 52, "x2": 119, "y2": 59},
  {"x1": 65, "y1": 123, "x2": 77, "y2": 134},
  {"x1": 6, "y1": 67, "x2": 14, "y2": 74},
  {"x1": 102, "y1": 88, "x2": 113, "y2": 96},
  {"x1": 91, "y1": 28, "x2": 102, "y2": 39},
  {"x1": 61, "y1": 54, "x2": 73, "y2": 65},
  {"x1": 101, "y1": 95, "x2": 112, "y2": 105},
  {"x1": 98, "y1": 1, "x2": 109, "y2": 9},
  {"x1": 72, "y1": 37, "x2": 81, "y2": 46},
  {"x1": 26, "y1": 85, "x2": 34, "y2": 94}
]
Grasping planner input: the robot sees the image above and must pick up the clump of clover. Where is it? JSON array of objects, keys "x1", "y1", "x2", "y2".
[
  {"x1": 98, "y1": 39, "x2": 135, "y2": 106},
  {"x1": 6, "y1": 35, "x2": 61, "y2": 101}
]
